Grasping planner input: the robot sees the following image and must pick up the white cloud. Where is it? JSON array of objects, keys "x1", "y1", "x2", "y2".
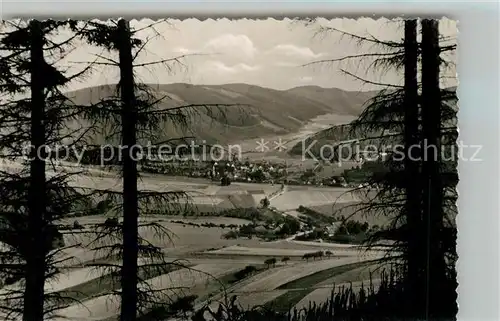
[
  {"x1": 237, "y1": 63, "x2": 261, "y2": 72},
  {"x1": 267, "y1": 44, "x2": 324, "y2": 60},
  {"x1": 172, "y1": 47, "x2": 194, "y2": 55},
  {"x1": 298, "y1": 76, "x2": 313, "y2": 83},
  {"x1": 203, "y1": 61, "x2": 261, "y2": 74},
  {"x1": 274, "y1": 61, "x2": 299, "y2": 67},
  {"x1": 68, "y1": 18, "x2": 456, "y2": 92},
  {"x1": 203, "y1": 34, "x2": 257, "y2": 60}
]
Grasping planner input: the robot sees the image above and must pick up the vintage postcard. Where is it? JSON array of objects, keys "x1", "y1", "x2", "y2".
[{"x1": 0, "y1": 17, "x2": 457, "y2": 321}]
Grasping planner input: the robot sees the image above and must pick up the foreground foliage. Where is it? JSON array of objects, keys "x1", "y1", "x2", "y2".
[{"x1": 191, "y1": 267, "x2": 450, "y2": 321}]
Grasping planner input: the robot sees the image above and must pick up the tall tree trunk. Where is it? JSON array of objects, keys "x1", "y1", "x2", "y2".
[
  {"x1": 23, "y1": 19, "x2": 47, "y2": 321},
  {"x1": 403, "y1": 19, "x2": 423, "y2": 317},
  {"x1": 117, "y1": 19, "x2": 139, "y2": 321},
  {"x1": 421, "y1": 18, "x2": 445, "y2": 319}
]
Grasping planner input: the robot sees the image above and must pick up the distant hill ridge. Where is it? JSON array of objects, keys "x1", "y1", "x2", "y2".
[
  {"x1": 288, "y1": 87, "x2": 458, "y2": 157},
  {"x1": 64, "y1": 83, "x2": 375, "y2": 146}
]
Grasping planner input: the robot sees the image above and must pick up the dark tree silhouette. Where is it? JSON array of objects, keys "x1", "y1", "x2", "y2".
[
  {"x1": 24, "y1": 20, "x2": 48, "y2": 321},
  {"x1": 0, "y1": 19, "x2": 100, "y2": 320},
  {"x1": 300, "y1": 18, "x2": 458, "y2": 320},
  {"x1": 402, "y1": 20, "x2": 423, "y2": 314},
  {"x1": 420, "y1": 19, "x2": 452, "y2": 320},
  {"x1": 264, "y1": 258, "x2": 277, "y2": 269},
  {"x1": 72, "y1": 18, "x2": 249, "y2": 321},
  {"x1": 260, "y1": 197, "x2": 270, "y2": 208}
]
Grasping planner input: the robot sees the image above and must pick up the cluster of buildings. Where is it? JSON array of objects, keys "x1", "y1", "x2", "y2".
[
  {"x1": 141, "y1": 158, "x2": 290, "y2": 183},
  {"x1": 210, "y1": 160, "x2": 289, "y2": 183},
  {"x1": 140, "y1": 157, "x2": 356, "y2": 187}
]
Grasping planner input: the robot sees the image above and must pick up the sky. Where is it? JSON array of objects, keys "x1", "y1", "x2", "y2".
[{"x1": 61, "y1": 18, "x2": 458, "y2": 92}]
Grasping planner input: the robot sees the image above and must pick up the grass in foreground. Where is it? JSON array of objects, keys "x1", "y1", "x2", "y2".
[{"x1": 192, "y1": 266, "x2": 456, "y2": 321}]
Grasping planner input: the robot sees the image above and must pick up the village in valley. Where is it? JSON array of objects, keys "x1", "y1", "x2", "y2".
[{"x1": 0, "y1": 17, "x2": 458, "y2": 321}]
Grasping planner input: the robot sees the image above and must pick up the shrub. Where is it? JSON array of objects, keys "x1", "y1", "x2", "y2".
[
  {"x1": 330, "y1": 234, "x2": 356, "y2": 244},
  {"x1": 260, "y1": 231, "x2": 278, "y2": 241},
  {"x1": 73, "y1": 220, "x2": 84, "y2": 229},
  {"x1": 222, "y1": 231, "x2": 238, "y2": 239},
  {"x1": 104, "y1": 217, "x2": 119, "y2": 227},
  {"x1": 264, "y1": 258, "x2": 277, "y2": 268},
  {"x1": 47, "y1": 225, "x2": 65, "y2": 250},
  {"x1": 170, "y1": 294, "x2": 198, "y2": 315},
  {"x1": 260, "y1": 197, "x2": 270, "y2": 208},
  {"x1": 295, "y1": 230, "x2": 326, "y2": 241},
  {"x1": 234, "y1": 265, "x2": 258, "y2": 281},
  {"x1": 239, "y1": 224, "x2": 256, "y2": 237}
]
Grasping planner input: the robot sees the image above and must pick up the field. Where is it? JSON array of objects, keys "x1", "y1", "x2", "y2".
[
  {"x1": 52, "y1": 214, "x2": 385, "y2": 319},
  {"x1": 270, "y1": 188, "x2": 360, "y2": 211},
  {"x1": 50, "y1": 262, "x2": 247, "y2": 321},
  {"x1": 0, "y1": 165, "x2": 389, "y2": 320},
  {"x1": 13, "y1": 213, "x2": 385, "y2": 320},
  {"x1": 203, "y1": 255, "x2": 384, "y2": 313},
  {"x1": 308, "y1": 202, "x2": 391, "y2": 226}
]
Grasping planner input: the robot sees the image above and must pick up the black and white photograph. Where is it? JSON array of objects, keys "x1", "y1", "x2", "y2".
[{"x1": 0, "y1": 17, "x2": 458, "y2": 321}]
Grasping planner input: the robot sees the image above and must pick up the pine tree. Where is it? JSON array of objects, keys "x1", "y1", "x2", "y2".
[
  {"x1": 420, "y1": 19, "x2": 455, "y2": 319},
  {"x1": 0, "y1": 19, "x2": 98, "y2": 320},
  {"x1": 300, "y1": 18, "x2": 458, "y2": 319},
  {"x1": 116, "y1": 19, "x2": 140, "y2": 321},
  {"x1": 402, "y1": 19, "x2": 424, "y2": 315},
  {"x1": 23, "y1": 19, "x2": 47, "y2": 321},
  {"x1": 73, "y1": 18, "x2": 247, "y2": 320}
]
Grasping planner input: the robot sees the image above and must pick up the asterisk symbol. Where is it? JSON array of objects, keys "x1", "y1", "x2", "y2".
[
  {"x1": 255, "y1": 139, "x2": 269, "y2": 152},
  {"x1": 274, "y1": 138, "x2": 287, "y2": 152}
]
